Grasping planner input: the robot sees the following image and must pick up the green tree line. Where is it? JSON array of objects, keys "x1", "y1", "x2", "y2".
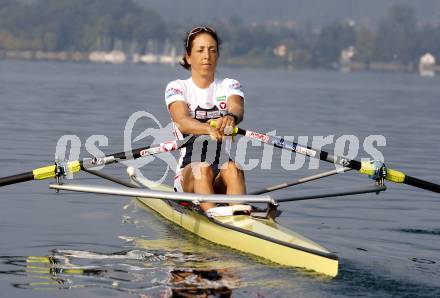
[
  {"x1": 1, "y1": 1, "x2": 440, "y2": 67},
  {"x1": 0, "y1": 0, "x2": 166, "y2": 51}
]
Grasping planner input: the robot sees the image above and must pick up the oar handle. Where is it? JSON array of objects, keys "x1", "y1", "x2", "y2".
[{"x1": 209, "y1": 120, "x2": 240, "y2": 135}]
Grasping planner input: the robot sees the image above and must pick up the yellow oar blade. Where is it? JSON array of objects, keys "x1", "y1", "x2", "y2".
[
  {"x1": 32, "y1": 161, "x2": 81, "y2": 180},
  {"x1": 359, "y1": 162, "x2": 405, "y2": 183},
  {"x1": 359, "y1": 162, "x2": 439, "y2": 192},
  {"x1": 0, "y1": 161, "x2": 82, "y2": 187},
  {"x1": 0, "y1": 135, "x2": 199, "y2": 187}
]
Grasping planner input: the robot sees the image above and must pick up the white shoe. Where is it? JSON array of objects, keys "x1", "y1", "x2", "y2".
[{"x1": 206, "y1": 205, "x2": 251, "y2": 217}]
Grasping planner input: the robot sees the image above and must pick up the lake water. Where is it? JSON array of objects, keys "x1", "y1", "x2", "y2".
[{"x1": 0, "y1": 60, "x2": 439, "y2": 297}]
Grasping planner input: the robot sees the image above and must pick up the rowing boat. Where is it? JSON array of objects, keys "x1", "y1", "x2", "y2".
[
  {"x1": 1, "y1": 124, "x2": 438, "y2": 278},
  {"x1": 50, "y1": 171, "x2": 342, "y2": 276},
  {"x1": 132, "y1": 175, "x2": 339, "y2": 277}
]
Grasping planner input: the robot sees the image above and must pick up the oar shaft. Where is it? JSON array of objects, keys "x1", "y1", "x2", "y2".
[
  {"x1": 0, "y1": 135, "x2": 198, "y2": 187},
  {"x1": 404, "y1": 175, "x2": 440, "y2": 193},
  {"x1": 81, "y1": 135, "x2": 197, "y2": 169},
  {"x1": 236, "y1": 127, "x2": 360, "y2": 169},
  {"x1": 230, "y1": 127, "x2": 439, "y2": 193},
  {"x1": 0, "y1": 172, "x2": 34, "y2": 187}
]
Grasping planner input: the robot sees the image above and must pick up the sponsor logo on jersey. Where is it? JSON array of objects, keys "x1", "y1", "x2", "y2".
[
  {"x1": 165, "y1": 87, "x2": 183, "y2": 99},
  {"x1": 196, "y1": 111, "x2": 207, "y2": 119},
  {"x1": 219, "y1": 101, "x2": 227, "y2": 109},
  {"x1": 230, "y1": 82, "x2": 243, "y2": 92},
  {"x1": 207, "y1": 110, "x2": 221, "y2": 118},
  {"x1": 216, "y1": 95, "x2": 226, "y2": 101}
]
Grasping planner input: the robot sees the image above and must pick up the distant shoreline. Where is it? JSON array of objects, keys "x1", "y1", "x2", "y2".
[{"x1": 1, "y1": 49, "x2": 439, "y2": 75}]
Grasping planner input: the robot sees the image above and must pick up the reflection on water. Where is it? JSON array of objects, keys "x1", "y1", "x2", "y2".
[
  {"x1": 165, "y1": 269, "x2": 234, "y2": 297},
  {"x1": 2, "y1": 246, "x2": 240, "y2": 297}
]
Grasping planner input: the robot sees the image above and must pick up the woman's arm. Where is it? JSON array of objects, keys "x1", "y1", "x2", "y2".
[
  {"x1": 169, "y1": 101, "x2": 222, "y2": 139},
  {"x1": 216, "y1": 95, "x2": 244, "y2": 134},
  {"x1": 226, "y1": 94, "x2": 244, "y2": 123}
]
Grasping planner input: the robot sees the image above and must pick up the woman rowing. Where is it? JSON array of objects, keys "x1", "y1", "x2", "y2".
[{"x1": 164, "y1": 26, "x2": 246, "y2": 214}]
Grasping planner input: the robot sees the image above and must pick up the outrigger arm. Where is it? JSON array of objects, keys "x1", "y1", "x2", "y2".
[
  {"x1": 250, "y1": 167, "x2": 352, "y2": 195},
  {"x1": 276, "y1": 184, "x2": 386, "y2": 203},
  {"x1": 49, "y1": 183, "x2": 275, "y2": 205}
]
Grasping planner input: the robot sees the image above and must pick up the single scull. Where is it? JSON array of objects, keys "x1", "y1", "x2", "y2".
[{"x1": 1, "y1": 125, "x2": 438, "y2": 277}]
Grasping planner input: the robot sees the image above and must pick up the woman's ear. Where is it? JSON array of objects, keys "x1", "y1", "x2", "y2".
[{"x1": 185, "y1": 53, "x2": 191, "y2": 66}]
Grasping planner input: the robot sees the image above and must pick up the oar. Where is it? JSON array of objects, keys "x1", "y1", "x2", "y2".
[
  {"x1": 210, "y1": 122, "x2": 440, "y2": 193},
  {"x1": 0, "y1": 135, "x2": 200, "y2": 187}
]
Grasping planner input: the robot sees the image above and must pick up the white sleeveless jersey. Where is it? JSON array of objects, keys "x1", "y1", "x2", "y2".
[{"x1": 164, "y1": 77, "x2": 245, "y2": 177}]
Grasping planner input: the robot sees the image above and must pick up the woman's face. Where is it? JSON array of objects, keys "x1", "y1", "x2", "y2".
[{"x1": 186, "y1": 33, "x2": 218, "y2": 77}]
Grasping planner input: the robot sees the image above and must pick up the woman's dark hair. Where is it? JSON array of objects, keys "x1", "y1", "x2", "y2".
[{"x1": 180, "y1": 26, "x2": 221, "y2": 70}]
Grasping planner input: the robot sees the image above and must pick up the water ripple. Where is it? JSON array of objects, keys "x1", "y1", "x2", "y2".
[
  {"x1": 397, "y1": 228, "x2": 440, "y2": 236},
  {"x1": 1, "y1": 247, "x2": 242, "y2": 296}
]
